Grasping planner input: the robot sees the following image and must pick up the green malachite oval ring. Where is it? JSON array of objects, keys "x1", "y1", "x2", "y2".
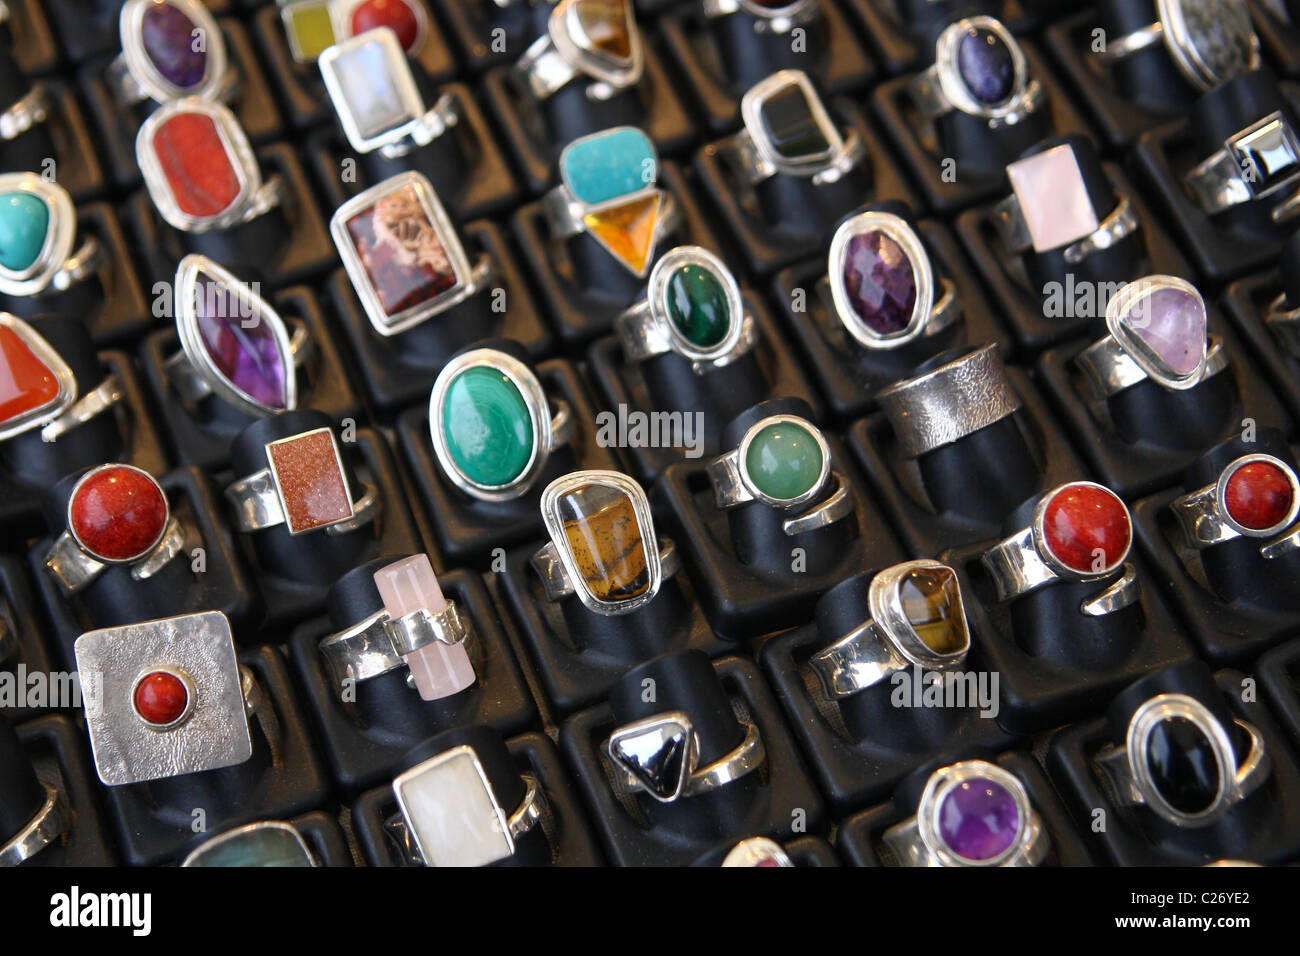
[
  {"x1": 441, "y1": 366, "x2": 535, "y2": 487},
  {"x1": 744, "y1": 421, "x2": 823, "y2": 501},
  {"x1": 665, "y1": 262, "x2": 729, "y2": 348}
]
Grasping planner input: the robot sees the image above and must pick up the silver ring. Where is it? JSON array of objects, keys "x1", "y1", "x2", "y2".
[
  {"x1": 1096, "y1": 693, "x2": 1270, "y2": 828},
  {"x1": 809, "y1": 559, "x2": 971, "y2": 699},
  {"x1": 1075, "y1": 275, "x2": 1221, "y2": 398},
  {"x1": 0, "y1": 84, "x2": 49, "y2": 141},
  {"x1": 531, "y1": 469, "x2": 676, "y2": 615},
  {"x1": 542, "y1": 126, "x2": 678, "y2": 278},
  {"x1": 723, "y1": 69, "x2": 865, "y2": 187},
  {"x1": 1265, "y1": 291, "x2": 1300, "y2": 358},
  {"x1": 318, "y1": 602, "x2": 473, "y2": 691},
  {"x1": 512, "y1": 0, "x2": 643, "y2": 101},
  {"x1": 1184, "y1": 111, "x2": 1300, "y2": 222},
  {"x1": 0, "y1": 784, "x2": 69, "y2": 867},
  {"x1": 163, "y1": 254, "x2": 302, "y2": 417},
  {"x1": 721, "y1": 836, "x2": 795, "y2": 867},
  {"x1": 319, "y1": 29, "x2": 459, "y2": 158},
  {"x1": 995, "y1": 186, "x2": 1139, "y2": 264},
  {"x1": 181, "y1": 820, "x2": 317, "y2": 867},
  {"x1": 701, "y1": 0, "x2": 820, "y2": 33},
  {"x1": 0, "y1": 173, "x2": 104, "y2": 298},
  {"x1": 1095, "y1": 0, "x2": 1259, "y2": 94},
  {"x1": 43, "y1": 463, "x2": 186, "y2": 597},
  {"x1": 1171, "y1": 453, "x2": 1300, "y2": 559},
  {"x1": 980, "y1": 480, "x2": 1139, "y2": 612},
  {"x1": 138, "y1": 98, "x2": 281, "y2": 234},
  {"x1": 876, "y1": 343, "x2": 1021, "y2": 458},
  {"x1": 225, "y1": 425, "x2": 380, "y2": 536},
  {"x1": 883, "y1": 760, "x2": 1050, "y2": 867},
  {"x1": 825, "y1": 210, "x2": 961, "y2": 350},
  {"x1": 429, "y1": 348, "x2": 575, "y2": 502},
  {"x1": 331, "y1": 170, "x2": 495, "y2": 336},
  {"x1": 615, "y1": 245, "x2": 758, "y2": 372},
  {"x1": 906, "y1": 16, "x2": 1045, "y2": 129},
  {"x1": 107, "y1": 0, "x2": 230, "y2": 106},
  {"x1": 607, "y1": 710, "x2": 765, "y2": 803}
]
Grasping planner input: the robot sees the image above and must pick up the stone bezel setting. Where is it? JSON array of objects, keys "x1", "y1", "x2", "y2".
[
  {"x1": 264, "y1": 427, "x2": 358, "y2": 536},
  {"x1": 429, "y1": 348, "x2": 553, "y2": 502},
  {"x1": 66, "y1": 463, "x2": 171, "y2": 565},
  {"x1": 646, "y1": 245, "x2": 745, "y2": 364},
  {"x1": 551, "y1": 0, "x2": 644, "y2": 92},
  {"x1": 932, "y1": 16, "x2": 1030, "y2": 122},
  {"x1": 0, "y1": 313, "x2": 77, "y2": 442},
  {"x1": 173, "y1": 253, "x2": 297, "y2": 417},
  {"x1": 917, "y1": 760, "x2": 1033, "y2": 867},
  {"x1": 1105, "y1": 274, "x2": 1209, "y2": 391},
  {"x1": 1125, "y1": 693, "x2": 1236, "y2": 828},
  {"x1": 1032, "y1": 480, "x2": 1133, "y2": 581},
  {"x1": 118, "y1": 0, "x2": 228, "y2": 104},
  {"x1": 739, "y1": 69, "x2": 844, "y2": 179},
  {"x1": 181, "y1": 820, "x2": 317, "y2": 867},
  {"x1": 1156, "y1": 0, "x2": 1260, "y2": 93},
  {"x1": 827, "y1": 210, "x2": 935, "y2": 349},
  {"x1": 0, "y1": 172, "x2": 79, "y2": 298},
  {"x1": 336, "y1": 0, "x2": 431, "y2": 55},
  {"x1": 736, "y1": 413, "x2": 831, "y2": 510},
  {"x1": 130, "y1": 666, "x2": 196, "y2": 731},
  {"x1": 329, "y1": 170, "x2": 474, "y2": 336},
  {"x1": 870, "y1": 558, "x2": 971, "y2": 670},
  {"x1": 393, "y1": 744, "x2": 519, "y2": 867},
  {"x1": 1214, "y1": 453, "x2": 1300, "y2": 539},
  {"x1": 318, "y1": 27, "x2": 431, "y2": 155}
]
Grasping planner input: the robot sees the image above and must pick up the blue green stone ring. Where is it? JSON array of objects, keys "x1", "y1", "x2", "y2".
[
  {"x1": 706, "y1": 413, "x2": 854, "y2": 536},
  {"x1": 0, "y1": 173, "x2": 105, "y2": 298},
  {"x1": 428, "y1": 348, "x2": 576, "y2": 502}
]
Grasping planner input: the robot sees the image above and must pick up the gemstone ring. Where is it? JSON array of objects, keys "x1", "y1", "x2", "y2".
[
  {"x1": 825, "y1": 211, "x2": 961, "y2": 350},
  {"x1": 723, "y1": 69, "x2": 865, "y2": 187},
  {"x1": 331, "y1": 171, "x2": 496, "y2": 336},
  {"x1": 225, "y1": 426, "x2": 381, "y2": 537},
  {"x1": 875, "y1": 343, "x2": 1020, "y2": 459},
  {"x1": 1075, "y1": 275, "x2": 1226, "y2": 399},
  {"x1": 1265, "y1": 290, "x2": 1300, "y2": 358},
  {"x1": 701, "y1": 0, "x2": 820, "y2": 34},
  {"x1": 429, "y1": 348, "x2": 575, "y2": 502},
  {"x1": 992, "y1": 145, "x2": 1140, "y2": 266},
  {"x1": 0, "y1": 782, "x2": 68, "y2": 866},
  {"x1": 906, "y1": 16, "x2": 1045, "y2": 128},
  {"x1": 706, "y1": 413, "x2": 853, "y2": 536},
  {"x1": 137, "y1": 98, "x2": 285, "y2": 233},
  {"x1": 980, "y1": 480, "x2": 1141, "y2": 616},
  {"x1": 513, "y1": 0, "x2": 643, "y2": 102},
  {"x1": 0, "y1": 173, "x2": 106, "y2": 298},
  {"x1": 107, "y1": 0, "x2": 233, "y2": 107},
  {"x1": 319, "y1": 28, "x2": 460, "y2": 160},
  {"x1": 606, "y1": 710, "x2": 765, "y2": 803},
  {"x1": 1183, "y1": 111, "x2": 1300, "y2": 224},
  {"x1": 393, "y1": 744, "x2": 548, "y2": 867},
  {"x1": 614, "y1": 245, "x2": 758, "y2": 373},
  {"x1": 181, "y1": 821, "x2": 318, "y2": 867},
  {"x1": 1170, "y1": 453, "x2": 1300, "y2": 559},
  {"x1": 531, "y1": 470, "x2": 681, "y2": 616},
  {"x1": 810, "y1": 560, "x2": 971, "y2": 699},
  {"x1": 883, "y1": 760, "x2": 1049, "y2": 867},
  {"x1": 0, "y1": 314, "x2": 124, "y2": 445},
  {"x1": 542, "y1": 126, "x2": 680, "y2": 279},
  {"x1": 1095, "y1": 0, "x2": 1259, "y2": 94},
  {"x1": 74, "y1": 611, "x2": 256, "y2": 786},
  {"x1": 0, "y1": 83, "x2": 51, "y2": 142},
  {"x1": 42, "y1": 464, "x2": 187, "y2": 597},
  {"x1": 1095, "y1": 693, "x2": 1270, "y2": 828},
  {"x1": 163, "y1": 255, "x2": 310, "y2": 418}
]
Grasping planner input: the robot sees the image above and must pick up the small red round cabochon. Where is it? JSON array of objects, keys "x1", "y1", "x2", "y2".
[
  {"x1": 1041, "y1": 483, "x2": 1130, "y2": 573},
  {"x1": 133, "y1": 671, "x2": 189, "y2": 727},
  {"x1": 1224, "y1": 460, "x2": 1294, "y2": 532},
  {"x1": 70, "y1": 465, "x2": 168, "y2": 562}
]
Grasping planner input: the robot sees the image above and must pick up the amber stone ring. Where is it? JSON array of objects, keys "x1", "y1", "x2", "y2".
[
  {"x1": 809, "y1": 560, "x2": 971, "y2": 699},
  {"x1": 513, "y1": 0, "x2": 644, "y2": 101},
  {"x1": 531, "y1": 470, "x2": 680, "y2": 615}
]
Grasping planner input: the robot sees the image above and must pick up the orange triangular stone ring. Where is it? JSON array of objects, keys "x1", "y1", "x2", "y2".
[{"x1": 583, "y1": 194, "x2": 661, "y2": 276}]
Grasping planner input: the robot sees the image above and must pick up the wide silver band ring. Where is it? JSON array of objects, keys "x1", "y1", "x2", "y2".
[
  {"x1": 1265, "y1": 292, "x2": 1300, "y2": 358},
  {"x1": 0, "y1": 783, "x2": 68, "y2": 867},
  {"x1": 0, "y1": 84, "x2": 49, "y2": 141},
  {"x1": 44, "y1": 515, "x2": 186, "y2": 597},
  {"x1": 1170, "y1": 453, "x2": 1300, "y2": 558},
  {"x1": 532, "y1": 536, "x2": 680, "y2": 603},
  {"x1": 35, "y1": 375, "x2": 124, "y2": 445},
  {"x1": 607, "y1": 712, "x2": 765, "y2": 802},
  {"x1": 318, "y1": 601, "x2": 472, "y2": 691},
  {"x1": 1096, "y1": 693, "x2": 1270, "y2": 828},
  {"x1": 1077, "y1": 332, "x2": 1227, "y2": 399},
  {"x1": 876, "y1": 343, "x2": 1020, "y2": 458},
  {"x1": 226, "y1": 469, "x2": 379, "y2": 536},
  {"x1": 995, "y1": 192, "x2": 1139, "y2": 265}
]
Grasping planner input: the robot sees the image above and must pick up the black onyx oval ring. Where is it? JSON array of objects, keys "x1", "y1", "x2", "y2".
[
  {"x1": 906, "y1": 16, "x2": 1045, "y2": 128},
  {"x1": 1095, "y1": 693, "x2": 1270, "y2": 828},
  {"x1": 1171, "y1": 453, "x2": 1300, "y2": 559}
]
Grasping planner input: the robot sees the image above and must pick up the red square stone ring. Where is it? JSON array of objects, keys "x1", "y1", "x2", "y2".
[
  {"x1": 137, "y1": 99, "x2": 285, "y2": 233},
  {"x1": 1170, "y1": 453, "x2": 1300, "y2": 560},
  {"x1": 106, "y1": 0, "x2": 234, "y2": 108},
  {"x1": 0, "y1": 314, "x2": 124, "y2": 445},
  {"x1": 512, "y1": 0, "x2": 643, "y2": 102},
  {"x1": 0, "y1": 173, "x2": 107, "y2": 299},
  {"x1": 42, "y1": 464, "x2": 188, "y2": 597},
  {"x1": 980, "y1": 480, "x2": 1141, "y2": 617},
  {"x1": 224, "y1": 426, "x2": 380, "y2": 537}
]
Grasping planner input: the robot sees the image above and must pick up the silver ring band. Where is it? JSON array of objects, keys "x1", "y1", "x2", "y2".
[
  {"x1": 1077, "y1": 332, "x2": 1228, "y2": 399},
  {"x1": 513, "y1": 0, "x2": 644, "y2": 101},
  {"x1": 994, "y1": 192, "x2": 1139, "y2": 264},
  {"x1": 0, "y1": 784, "x2": 68, "y2": 867},
  {"x1": 0, "y1": 84, "x2": 49, "y2": 141},
  {"x1": 1170, "y1": 453, "x2": 1300, "y2": 556},
  {"x1": 1265, "y1": 292, "x2": 1300, "y2": 358},
  {"x1": 1184, "y1": 111, "x2": 1300, "y2": 220},
  {"x1": 723, "y1": 125, "x2": 864, "y2": 187},
  {"x1": 1096, "y1": 21, "x2": 1166, "y2": 62},
  {"x1": 318, "y1": 601, "x2": 472, "y2": 691},
  {"x1": 44, "y1": 515, "x2": 186, "y2": 597},
  {"x1": 37, "y1": 374, "x2": 124, "y2": 444},
  {"x1": 377, "y1": 91, "x2": 460, "y2": 160},
  {"x1": 608, "y1": 713, "x2": 765, "y2": 802}
]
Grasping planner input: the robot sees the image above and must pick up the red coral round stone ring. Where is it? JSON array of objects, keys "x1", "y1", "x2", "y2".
[
  {"x1": 42, "y1": 463, "x2": 187, "y2": 596},
  {"x1": 1171, "y1": 453, "x2": 1300, "y2": 560}
]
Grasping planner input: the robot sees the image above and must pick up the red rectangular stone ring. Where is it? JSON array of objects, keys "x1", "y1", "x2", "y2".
[
  {"x1": 107, "y1": 0, "x2": 231, "y2": 107},
  {"x1": 225, "y1": 425, "x2": 380, "y2": 536},
  {"x1": 330, "y1": 170, "x2": 493, "y2": 336},
  {"x1": 0, "y1": 172, "x2": 105, "y2": 298},
  {"x1": 136, "y1": 98, "x2": 285, "y2": 233},
  {"x1": 318, "y1": 27, "x2": 459, "y2": 158}
]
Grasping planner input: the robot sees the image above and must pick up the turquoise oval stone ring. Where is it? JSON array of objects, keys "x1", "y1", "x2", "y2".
[
  {"x1": 429, "y1": 348, "x2": 576, "y2": 501},
  {"x1": 0, "y1": 172, "x2": 104, "y2": 298}
]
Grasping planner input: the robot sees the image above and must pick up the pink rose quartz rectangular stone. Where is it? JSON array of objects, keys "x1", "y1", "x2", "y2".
[
  {"x1": 1006, "y1": 145, "x2": 1100, "y2": 253},
  {"x1": 374, "y1": 554, "x2": 475, "y2": 701}
]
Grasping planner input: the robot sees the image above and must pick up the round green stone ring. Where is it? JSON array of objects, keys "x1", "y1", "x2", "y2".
[{"x1": 743, "y1": 419, "x2": 825, "y2": 502}]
